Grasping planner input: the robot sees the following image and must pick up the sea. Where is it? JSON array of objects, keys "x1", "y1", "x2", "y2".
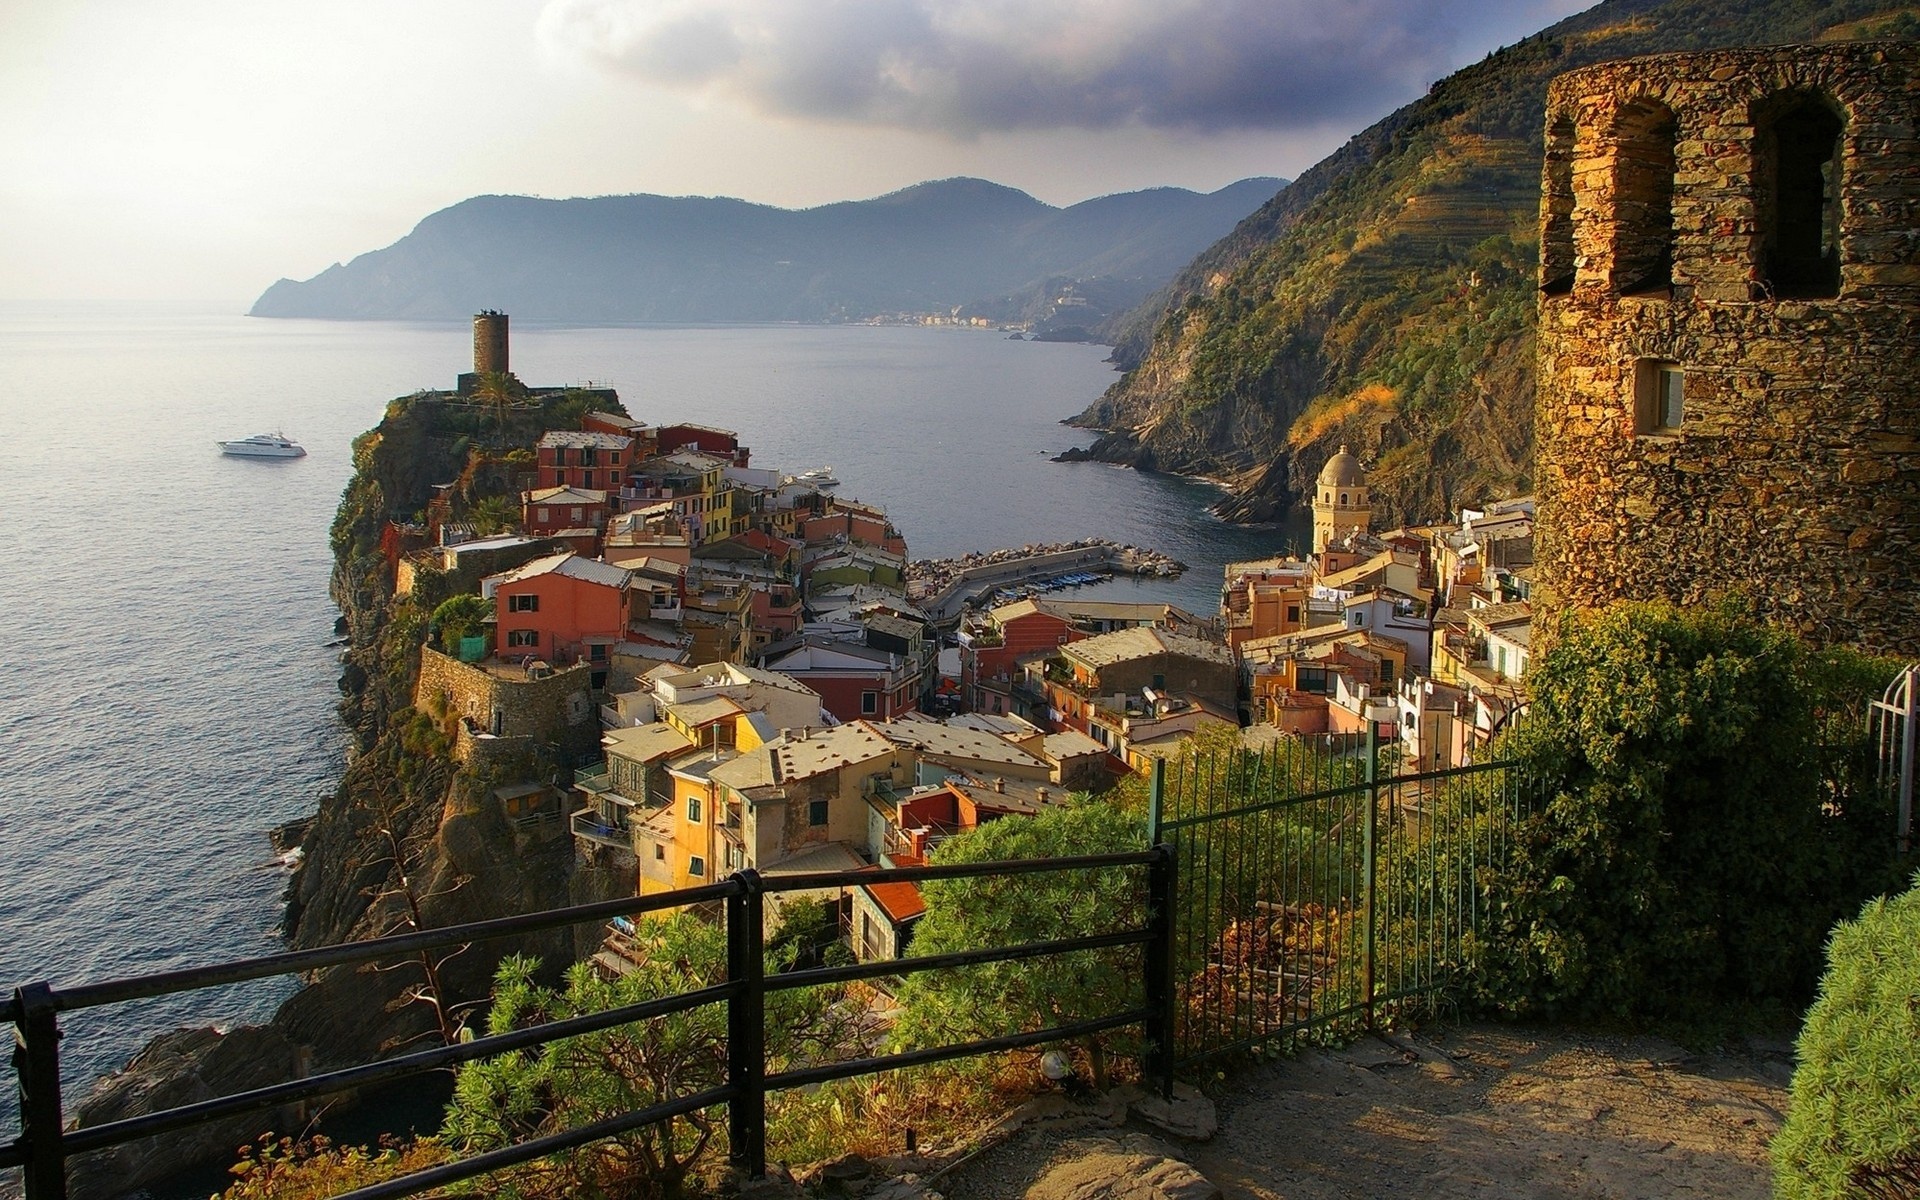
[{"x1": 0, "y1": 302, "x2": 1308, "y2": 1143}]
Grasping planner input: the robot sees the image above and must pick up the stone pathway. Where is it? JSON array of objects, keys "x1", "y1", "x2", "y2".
[{"x1": 939, "y1": 1024, "x2": 1793, "y2": 1200}]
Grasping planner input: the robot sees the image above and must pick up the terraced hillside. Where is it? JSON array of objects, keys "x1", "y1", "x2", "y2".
[{"x1": 1073, "y1": 0, "x2": 1920, "y2": 525}]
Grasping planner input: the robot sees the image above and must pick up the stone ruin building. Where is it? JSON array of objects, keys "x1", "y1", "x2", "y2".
[{"x1": 1532, "y1": 42, "x2": 1920, "y2": 656}]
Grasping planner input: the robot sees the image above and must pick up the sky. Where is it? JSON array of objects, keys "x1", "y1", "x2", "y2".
[{"x1": 0, "y1": 0, "x2": 1592, "y2": 305}]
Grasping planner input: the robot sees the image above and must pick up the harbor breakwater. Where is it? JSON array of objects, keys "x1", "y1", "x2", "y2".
[{"x1": 907, "y1": 538, "x2": 1186, "y2": 624}]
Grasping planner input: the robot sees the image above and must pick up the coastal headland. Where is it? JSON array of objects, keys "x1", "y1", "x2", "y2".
[{"x1": 907, "y1": 539, "x2": 1185, "y2": 624}]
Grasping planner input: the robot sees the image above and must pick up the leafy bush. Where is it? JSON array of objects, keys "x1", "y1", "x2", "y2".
[
  {"x1": 1773, "y1": 872, "x2": 1920, "y2": 1200},
  {"x1": 893, "y1": 802, "x2": 1145, "y2": 1086},
  {"x1": 430, "y1": 593, "x2": 490, "y2": 655},
  {"x1": 1470, "y1": 601, "x2": 1904, "y2": 1024},
  {"x1": 220, "y1": 1133, "x2": 449, "y2": 1199},
  {"x1": 443, "y1": 915, "x2": 853, "y2": 1199}
]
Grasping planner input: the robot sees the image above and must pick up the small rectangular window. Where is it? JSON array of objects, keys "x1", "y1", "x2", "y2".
[
  {"x1": 687, "y1": 795, "x2": 703, "y2": 824},
  {"x1": 509, "y1": 593, "x2": 539, "y2": 613},
  {"x1": 809, "y1": 799, "x2": 829, "y2": 827},
  {"x1": 689, "y1": 855, "x2": 706, "y2": 877},
  {"x1": 507, "y1": 629, "x2": 538, "y2": 648},
  {"x1": 1635, "y1": 359, "x2": 1685, "y2": 434},
  {"x1": 654, "y1": 844, "x2": 665, "y2": 861},
  {"x1": 861, "y1": 691, "x2": 878, "y2": 715}
]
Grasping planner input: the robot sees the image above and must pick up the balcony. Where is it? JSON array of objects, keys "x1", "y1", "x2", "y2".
[{"x1": 571, "y1": 808, "x2": 632, "y2": 851}]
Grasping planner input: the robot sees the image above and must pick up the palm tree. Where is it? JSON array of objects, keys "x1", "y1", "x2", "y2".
[{"x1": 472, "y1": 370, "x2": 523, "y2": 445}]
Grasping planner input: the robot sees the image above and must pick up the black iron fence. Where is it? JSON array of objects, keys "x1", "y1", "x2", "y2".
[
  {"x1": 6, "y1": 737, "x2": 1541, "y2": 1199},
  {"x1": 1149, "y1": 733, "x2": 1539, "y2": 1065},
  {"x1": 4, "y1": 850, "x2": 1173, "y2": 1200}
]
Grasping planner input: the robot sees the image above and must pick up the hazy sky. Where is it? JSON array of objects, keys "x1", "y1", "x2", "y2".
[{"x1": 0, "y1": 0, "x2": 1590, "y2": 305}]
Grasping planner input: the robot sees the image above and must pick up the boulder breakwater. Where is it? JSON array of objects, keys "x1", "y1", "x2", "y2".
[{"x1": 907, "y1": 538, "x2": 1186, "y2": 624}]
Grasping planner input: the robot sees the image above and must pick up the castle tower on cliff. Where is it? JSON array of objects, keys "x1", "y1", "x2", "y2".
[
  {"x1": 1311, "y1": 445, "x2": 1371, "y2": 555},
  {"x1": 1532, "y1": 42, "x2": 1920, "y2": 655},
  {"x1": 473, "y1": 310, "x2": 509, "y2": 376},
  {"x1": 457, "y1": 311, "x2": 513, "y2": 395}
]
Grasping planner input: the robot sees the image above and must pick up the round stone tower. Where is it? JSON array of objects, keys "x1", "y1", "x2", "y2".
[
  {"x1": 1533, "y1": 42, "x2": 1920, "y2": 655},
  {"x1": 1312, "y1": 444, "x2": 1371, "y2": 555},
  {"x1": 473, "y1": 310, "x2": 510, "y2": 377}
]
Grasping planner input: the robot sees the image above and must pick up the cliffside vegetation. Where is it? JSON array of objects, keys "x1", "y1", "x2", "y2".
[{"x1": 1076, "y1": 0, "x2": 1920, "y2": 525}]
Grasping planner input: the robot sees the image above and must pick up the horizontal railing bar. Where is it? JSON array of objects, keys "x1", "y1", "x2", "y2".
[
  {"x1": 44, "y1": 882, "x2": 742, "y2": 1013},
  {"x1": 1, "y1": 996, "x2": 17, "y2": 1025},
  {"x1": 768, "y1": 927, "x2": 1152, "y2": 993},
  {"x1": 335, "y1": 1084, "x2": 735, "y2": 1200},
  {"x1": 64, "y1": 981, "x2": 737, "y2": 1155},
  {"x1": 0, "y1": 1142, "x2": 23, "y2": 1169},
  {"x1": 768, "y1": 1008, "x2": 1149, "y2": 1091},
  {"x1": 760, "y1": 850, "x2": 1157, "y2": 894},
  {"x1": 1159, "y1": 760, "x2": 1515, "y2": 833}
]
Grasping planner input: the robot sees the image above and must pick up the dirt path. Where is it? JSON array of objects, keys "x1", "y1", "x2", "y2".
[
  {"x1": 1190, "y1": 1025, "x2": 1792, "y2": 1200},
  {"x1": 939, "y1": 1024, "x2": 1794, "y2": 1200}
]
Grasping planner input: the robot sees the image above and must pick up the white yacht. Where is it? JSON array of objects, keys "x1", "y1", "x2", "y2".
[
  {"x1": 796, "y1": 466, "x2": 840, "y2": 489},
  {"x1": 219, "y1": 433, "x2": 306, "y2": 458}
]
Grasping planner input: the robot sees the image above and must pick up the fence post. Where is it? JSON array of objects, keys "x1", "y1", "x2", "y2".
[
  {"x1": 726, "y1": 872, "x2": 766, "y2": 1179},
  {"x1": 13, "y1": 982, "x2": 67, "y2": 1200},
  {"x1": 1362, "y1": 723, "x2": 1380, "y2": 1031},
  {"x1": 1143, "y1": 843, "x2": 1177, "y2": 1101},
  {"x1": 1146, "y1": 757, "x2": 1166, "y2": 846}
]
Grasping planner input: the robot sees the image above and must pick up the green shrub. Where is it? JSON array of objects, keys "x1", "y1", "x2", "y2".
[
  {"x1": 893, "y1": 802, "x2": 1145, "y2": 1086},
  {"x1": 1470, "y1": 600, "x2": 1904, "y2": 1024},
  {"x1": 1773, "y1": 872, "x2": 1920, "y2": 1200}
]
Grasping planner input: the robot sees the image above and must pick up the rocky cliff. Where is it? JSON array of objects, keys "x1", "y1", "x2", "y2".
[
  {"x1": 66, "y1": 391, "x2": 627, "y2": 1198},
  {"x1": 1073, "y1": 0, "x2": 1920, "y2": 526}
]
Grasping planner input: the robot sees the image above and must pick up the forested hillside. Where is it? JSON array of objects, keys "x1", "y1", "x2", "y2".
[{"x1": 1073, "y1": 0, "x2": 1920, "y2": 524}]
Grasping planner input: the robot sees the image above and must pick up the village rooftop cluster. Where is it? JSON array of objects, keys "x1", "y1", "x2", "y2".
[{"x1": 387, "y1": 316, "x2": 1538, "y2": 970}]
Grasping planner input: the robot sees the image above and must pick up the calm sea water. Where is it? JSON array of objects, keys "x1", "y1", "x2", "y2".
[{"x1": 0, "y1": 303, "x2": 1306, "y2": 1138}]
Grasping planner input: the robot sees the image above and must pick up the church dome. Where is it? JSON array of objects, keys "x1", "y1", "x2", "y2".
[{"x1": 1317, "y1": 445, "x2": 1366, "y2": 488}]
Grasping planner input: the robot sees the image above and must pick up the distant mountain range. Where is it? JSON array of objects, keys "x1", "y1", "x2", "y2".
[{"x1": 249, "y1": 177, "x2": 1285, "y2": 327}]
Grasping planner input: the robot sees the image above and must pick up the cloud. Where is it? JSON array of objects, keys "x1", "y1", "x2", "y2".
[{"x1": 538, "y1": 0, "x2": 1565, "y2": 136}]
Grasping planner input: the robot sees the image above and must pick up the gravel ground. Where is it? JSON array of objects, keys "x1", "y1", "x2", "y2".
[{"x1": 939, "y1": 1024, "x2": 1794, "y2": 1200}]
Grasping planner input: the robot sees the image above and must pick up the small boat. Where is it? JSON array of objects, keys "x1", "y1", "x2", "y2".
[
  {"x1": 796, "y1": 466, "x2": 840, "y2": 489},
  {"x1": 219, "y1": 432, "x2": 305, "y2": 458}
]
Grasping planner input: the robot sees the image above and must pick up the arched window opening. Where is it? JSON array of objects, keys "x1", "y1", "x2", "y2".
[
  {"x1": 1754, "y1": 92, "x2": 1844, "y2": 299},
  {"x1": 1541, "y1": 113, "x2": 1577, "y2": 295},
  {"x1": 1611, "y1": 100, "x2": 1677, "y2": 296}
]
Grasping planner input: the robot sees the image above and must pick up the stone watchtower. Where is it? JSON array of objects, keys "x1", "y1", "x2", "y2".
[
  {"x1": 457, "y1": 310, "x2": 513, "y2": 396},
  {"x1": 1533, "y1": 42, "x2": 1920, "y2": 655},
  {"x1": 473, "y1": 310, "x2": 509, "y2": 376},
  {"x1": 1311, "y1": 444, "x2": 1371, "y2": 555}
]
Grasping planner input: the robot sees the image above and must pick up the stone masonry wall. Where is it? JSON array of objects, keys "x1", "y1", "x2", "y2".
[
  {"x1": 1534, "y1": 43, "x2": 1920, "y2": 655},
  {"x1": 416, "y1": 647, "x2": 600, "y2": 761}
]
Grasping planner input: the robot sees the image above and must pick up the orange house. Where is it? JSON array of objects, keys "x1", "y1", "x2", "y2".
[
  {"x1": 960, "y1": 599, "x2": 1085, "y2": 715},
  {"x1": 490, "y1": 553, "x2": 635, "y2": 667}
]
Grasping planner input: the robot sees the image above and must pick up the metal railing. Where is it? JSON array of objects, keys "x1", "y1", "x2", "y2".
[
  {"x1": 5, "y1": 850, "x2": 1173, "y2": 1200},
  {"x1": 1147, "y1": 732, "x2": 1538, "y2": 1066}
]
